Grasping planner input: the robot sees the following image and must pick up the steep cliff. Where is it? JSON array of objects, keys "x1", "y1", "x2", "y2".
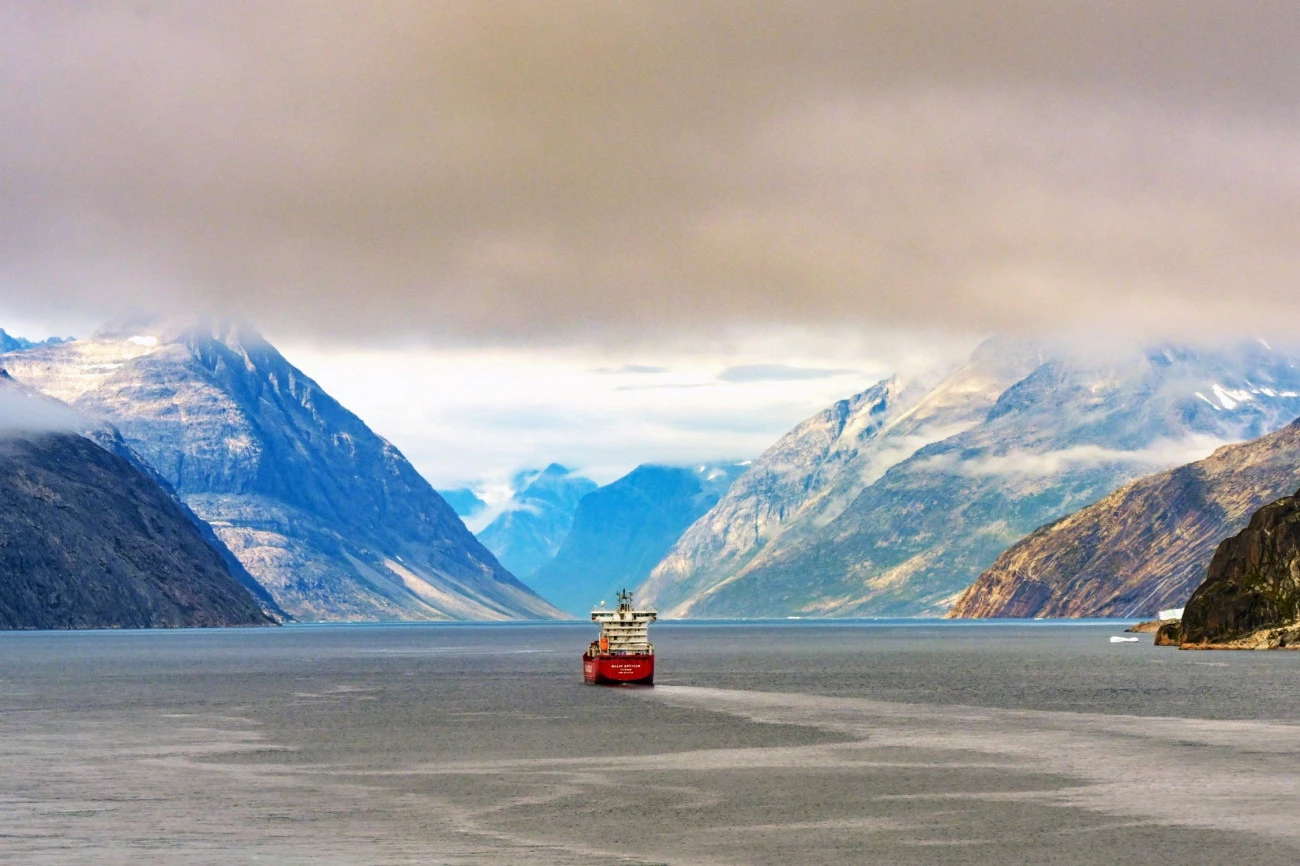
[
  {"x1": 949, "y1": 419, "x2": 1300, "y2": 618},
  {"x1": 3, "y1": 320, "x2": 560, "y2": 621},
  {"x1": 1176, "y1": 489, "x2": 1300, "y2": 648}
]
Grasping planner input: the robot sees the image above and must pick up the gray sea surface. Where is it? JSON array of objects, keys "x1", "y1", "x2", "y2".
[{"x1": 3, "y1": 620, "x2": 1300, "y2": 864}]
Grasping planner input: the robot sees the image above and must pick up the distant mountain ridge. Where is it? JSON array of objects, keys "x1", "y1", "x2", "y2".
[
  {"x1": 476, "y1": 464, "x2": 597, "y2": 579},
  {"x1": 2, "y1": 319, "x2": 561, "y2": 621},
  {"x1": 641, "y1": 340, "x2": 1300, "y2": 618},
  {"x1": 527, "y1": 462, "x2": 746, "y2": 616},
  {"x1": 0, "y1": 329, "x2": 73, "y2": 354}
]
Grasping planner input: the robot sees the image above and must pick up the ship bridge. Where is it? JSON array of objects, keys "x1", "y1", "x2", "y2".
[{"x1": 591, "y1": 589, "x2": 657, "y2": 655}]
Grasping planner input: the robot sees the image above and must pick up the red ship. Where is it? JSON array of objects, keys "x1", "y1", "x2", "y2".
[{"x1": 583, "y1": 589, "x2": 657, "y2": 685}]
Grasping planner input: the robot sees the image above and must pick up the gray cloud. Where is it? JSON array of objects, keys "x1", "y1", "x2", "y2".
[
  {"x1": 718, "y1": 364, "x2": 857, "y2": 383},
  {"x1": 2, "y1": 2, "x2": 1299, "y2": 347},
  {"x1": 614, "y1": 383, "x2": 716, "y2": 393},
  {"x1": 593, "y1": 365, "x2": 668, "y2": 375}
]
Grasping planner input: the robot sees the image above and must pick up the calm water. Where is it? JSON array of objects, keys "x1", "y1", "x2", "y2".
[{"x1": 3, "y1": 620, "x2": 1300, "y2": 864}]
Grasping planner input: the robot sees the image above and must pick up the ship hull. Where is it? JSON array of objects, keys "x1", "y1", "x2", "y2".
[{"x1": 583, "y1": 653, "x2": 654, "y2": 685}]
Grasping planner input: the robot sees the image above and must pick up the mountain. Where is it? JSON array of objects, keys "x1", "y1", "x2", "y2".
[
  {"x1": 0, "y1": 329, "x2": 72, "y2": 354},
  {"x1": 642, "y1": 340, "x2": 1300, "y2": 618},
  {"x1": 2, "y1": 319, "x2": 561, "y2": 621},
  {"x1": 476, "y1": 464, "x2": 597, "y2": 579},
  {"x1": 949, "y1": 419, "x2": 1300, "y2": 618},
  {"x1": 527, "y1": 463, "x2": 746, "y2": 616},
  {"x1": 0, "y1": 372, "x2": 272, "y2": 629},
  {"x1": 639, "y1": 338, "x2": 1046, "y2": 615},
  {"x1": 438, "y1": 487, "x2": 487, "y2": 519}
]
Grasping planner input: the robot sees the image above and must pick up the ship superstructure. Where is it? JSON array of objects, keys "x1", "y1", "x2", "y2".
[{"x1": 583, "y1": 589, "x2": 656, "y2": 685}]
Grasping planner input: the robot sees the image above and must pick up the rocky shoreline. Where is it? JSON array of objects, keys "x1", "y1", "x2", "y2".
[
  {"x1": 1156, "y1": 621, "x2": 1300, "y2": 650},
  {"x1": 1125, "y1": 618, "x2": 1175, "y2": 634}
]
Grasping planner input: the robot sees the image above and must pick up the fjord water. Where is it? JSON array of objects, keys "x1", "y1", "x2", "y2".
[{"x1": 4, "y1": 622, "x2": 1300, "y2": 864}]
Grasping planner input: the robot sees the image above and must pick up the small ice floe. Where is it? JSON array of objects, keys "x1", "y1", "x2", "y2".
[{"x1": 1110, "y1": 636, "x2": 1140, "y2": 643}]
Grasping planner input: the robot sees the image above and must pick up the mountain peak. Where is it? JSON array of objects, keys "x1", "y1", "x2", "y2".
[
  {"x1": 478, "y1": 466, "x2": 597, "y2": 578},
  {"x1": 3, "y1": 322, "x2": 561, "y2": 621}
]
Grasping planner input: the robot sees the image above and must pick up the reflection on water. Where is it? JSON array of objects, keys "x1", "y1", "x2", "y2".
[{"x1": 2, "y1": 621, "x2": 1300, "y2": 864}]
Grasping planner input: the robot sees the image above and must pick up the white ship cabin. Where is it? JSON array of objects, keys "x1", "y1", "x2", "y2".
[{"x1": 590, "y1": 589, "x2": 657, "y2": 656}]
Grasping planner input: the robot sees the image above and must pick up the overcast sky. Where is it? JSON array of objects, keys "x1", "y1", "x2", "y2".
[{"x1": 2, "y1": 2, "x2": 1297, "y2": 488}]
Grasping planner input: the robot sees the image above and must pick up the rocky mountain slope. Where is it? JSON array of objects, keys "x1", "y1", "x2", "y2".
[
  {"x1": 0, "y1": 374, "x2": 272, "y2": 629},
  {"x1": 527, "y1": 463, "x2": 745, "y2": 616},
  {"x1": 83, "y1": 422, "x2": 285, "y2": 619},
  {"x1": 949, "y1": 419, "x2": 1300, "y2": 618},
  {"x1": 476, "y1": 464, "x2": 597, "y2": 579},
  {"x1": 2, "y1": 320, "x2": 560, "y2": 622},
  {"x1": 1174, "y1": 488, "x2": 1300, "y2": 649},
  {"x1": 643, "y1": 341, "x2": 1300, "y2": 618}
]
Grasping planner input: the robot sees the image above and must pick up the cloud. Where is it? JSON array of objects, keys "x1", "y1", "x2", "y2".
[
  {"x1": 615, "y1": 382, "x2": 716, "y2": 392},
  {"x1": 718, "y1": 364, "x2": 857, "y2": 383},
  {"x1": 280, "y1": 337, "x2": 900, "y2": 487},
  {"x1": 593, "y1": 365, "x2": 669, "y2": 375},
  {"x1": 3, "y1": 3, "x2": 1299, "y2": 347},
  {"x1": 917, "y1": 435, "x2": 1235, "y2": 478},
  {"x1": 0, "y1": 377, "x2": 81, "y2": 433}
]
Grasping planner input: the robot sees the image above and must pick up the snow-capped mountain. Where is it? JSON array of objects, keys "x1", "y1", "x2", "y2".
[
  {"x1": 641, "y1": 340, "x2": 1300, "y2": 618},
  {"x1": 476, "y1": 464, "x2": 597, "y2": 579},
  {"x1": 1, "y1": 319, "x2": 561, "y2": 621},
  {"x1": 638, "y1": 338, "x2": 1046, "y2": 615},
  {"x1": 527, "y1": 462, "x2": 746, "y2": 616}
]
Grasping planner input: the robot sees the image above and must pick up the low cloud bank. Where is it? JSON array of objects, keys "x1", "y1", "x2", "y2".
[{"x1": 917, "y1": 435, "x2": 1234, "y2": 479}]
